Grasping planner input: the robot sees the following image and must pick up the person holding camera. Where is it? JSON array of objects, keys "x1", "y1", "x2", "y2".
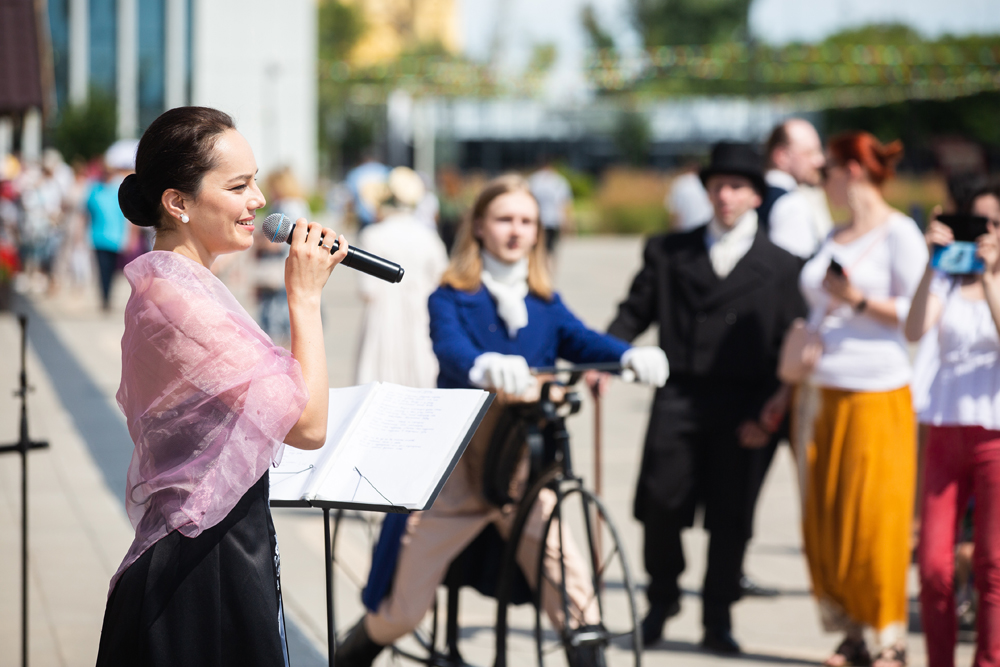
[
  {"x1": 798, "y1": 132, "x2": 927, "y2": 667},
  {"x1": 906, "y1": 182, "x2": 1000, "y2": 667}
]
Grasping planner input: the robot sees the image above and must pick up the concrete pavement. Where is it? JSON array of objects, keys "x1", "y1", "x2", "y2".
[{"x1": 0, "y1": 236, "x2": 971, "y2": 666}]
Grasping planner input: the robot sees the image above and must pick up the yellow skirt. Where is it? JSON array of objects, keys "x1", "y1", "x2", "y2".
[{"x1": 802, "y1": 385, "x2": 915, "y2": 646}]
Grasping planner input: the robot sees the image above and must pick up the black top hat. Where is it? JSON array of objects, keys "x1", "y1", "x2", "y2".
[{"x1": 699, "y1": 142, "x2": 766, "y2": 196}]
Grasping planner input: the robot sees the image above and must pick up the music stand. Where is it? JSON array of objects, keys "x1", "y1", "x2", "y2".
[
  {"x1": 270, "y1": 394, "x2": 493, "y2": 667},
  {"x1": 1, "y1": 315, "x2": 50, "y2": 667}
]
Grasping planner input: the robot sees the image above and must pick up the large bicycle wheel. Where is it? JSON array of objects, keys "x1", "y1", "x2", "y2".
[{"x1": 533, "y1": 484, "x2": 641, "y2": 667}]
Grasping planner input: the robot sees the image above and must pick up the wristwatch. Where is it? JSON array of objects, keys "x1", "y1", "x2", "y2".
[{"x1": 854, "y1": 297, "x2": 868, "y2": 313}]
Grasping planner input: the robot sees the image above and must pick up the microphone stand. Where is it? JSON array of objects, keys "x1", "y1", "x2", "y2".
[{"x1": 0, "y1": 315, "x2": 50, "y2": 667}]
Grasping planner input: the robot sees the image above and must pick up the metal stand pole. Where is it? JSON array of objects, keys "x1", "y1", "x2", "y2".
[
  {"x1": 324, "y1": 508, "x2": 335, "y2": 667},
  {"x1": 592, "y1": 393, "x2": 603, "y2": 561},
  {"x1": 0, "y1": 315, "x2": 50, "y2": 667}
]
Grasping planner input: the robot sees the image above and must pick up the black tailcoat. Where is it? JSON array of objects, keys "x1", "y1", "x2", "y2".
[{"x1": 609, "y1": 225, "x2": 806, "y2": 534}]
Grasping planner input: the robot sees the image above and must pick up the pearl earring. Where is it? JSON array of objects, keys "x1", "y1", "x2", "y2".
[{"x1": 180, "y1": 214, "x2": 189, "y2": 223}]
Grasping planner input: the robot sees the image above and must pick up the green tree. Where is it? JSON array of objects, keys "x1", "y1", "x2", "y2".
[
  {"x1": 52, "y1": 89, "x2": 117, "y2": 162},
  {"x1": 318, "y1": 0, "x2": 367, "y2": 174},
  {"x1": 318, "y1": 0, "x2": 365, "y2": 63},
  {"x1": 631, "y1": 0, "x2": 751, "y2": 47},
  {"x1": 581, "y1": 5, "x2": 615, "y2": 51},
  {"x1": 614, "y1": 109, "x2": 652, "y2": 165}
]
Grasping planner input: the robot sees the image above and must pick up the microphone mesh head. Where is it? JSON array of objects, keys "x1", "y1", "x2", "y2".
[{"x1": 262, "y1": 213, "x2": 292, "y2": 243}]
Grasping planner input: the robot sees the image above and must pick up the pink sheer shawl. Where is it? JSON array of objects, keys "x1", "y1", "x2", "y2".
[{"x1": 110, "y1": 251, "x2": 308, "y2": 594}]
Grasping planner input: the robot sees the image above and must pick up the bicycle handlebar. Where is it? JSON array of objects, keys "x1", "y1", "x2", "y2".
[{"x1": 528, "y1": 362, "x2": 624, "y2": 375}]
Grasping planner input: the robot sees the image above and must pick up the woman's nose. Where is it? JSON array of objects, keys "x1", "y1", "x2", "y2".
[{"x1": 250, "y1": 185, "x2": 266, "y2": 210}]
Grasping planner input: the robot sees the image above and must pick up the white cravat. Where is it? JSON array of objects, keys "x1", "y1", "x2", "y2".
[
  {"x1": 705, "y1": 209, "x2": 759, "y2": 278},
  {"x1": 480, "y1": 251, "x2": 529, "y2": 337}
]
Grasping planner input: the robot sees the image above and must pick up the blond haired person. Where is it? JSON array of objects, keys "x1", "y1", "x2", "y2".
[{"x1": 336, "y1": 175, "x2": 667, "y2": 667}]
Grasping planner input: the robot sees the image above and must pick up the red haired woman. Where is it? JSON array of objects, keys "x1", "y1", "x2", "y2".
[{"x1": 799, "y1": 132, "x2": 928, "y2": 667}]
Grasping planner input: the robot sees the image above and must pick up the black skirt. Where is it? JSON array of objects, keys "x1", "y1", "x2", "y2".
[{"x1": 96, "y1": 471, "x2": 288, "y2": 667}]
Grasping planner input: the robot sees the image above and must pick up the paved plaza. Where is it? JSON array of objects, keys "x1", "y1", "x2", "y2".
[{"x1": 0, "y1": 236, "x2": 971, "y2": 666}]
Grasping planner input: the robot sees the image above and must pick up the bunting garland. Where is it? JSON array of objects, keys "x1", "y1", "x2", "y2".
[{"x1": 324, "y1": 42, "x2": 1000, "y2": 106}]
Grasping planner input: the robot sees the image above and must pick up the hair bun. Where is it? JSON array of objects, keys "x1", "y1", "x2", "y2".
[
  {"x1": 118, "y1": 173, "x2": 158, "y2": 227},
  {"x1": 875, "y1": 140, "x2": 904, "y2": 166}
]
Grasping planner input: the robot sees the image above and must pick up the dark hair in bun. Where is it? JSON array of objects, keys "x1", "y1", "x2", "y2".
[{"x1": 118, "y1": 106, "x2": 235, "y2": 228}]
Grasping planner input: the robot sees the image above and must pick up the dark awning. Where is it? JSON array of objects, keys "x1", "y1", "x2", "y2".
[{"x1": 0, "y1": 0, "x2": 44, "y2": 115}]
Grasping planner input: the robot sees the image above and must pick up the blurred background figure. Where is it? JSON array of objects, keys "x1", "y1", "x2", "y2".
[
  {"x1": 528, "y1": 158, "x2": 573, "y2": 256},
  {"x1": 87, "y1": 140, "x2": 136, "y2": 311},
  {"x1": 413, "y1": 171, "x2": 440, "y2": 232},
  {"x1": 354, "y1": 166, "x2": 447, "y2": 387},
  {"x1": 608, "y1": 142, "x2": 806, "y2": 655},
  {"x1": 799, "y1": 132, "x2": 927, "y2": 667},
  {"x1": 665, "y1": 160, "x2": 714, "y2": 232},
  {"x1": 345, "y1": 151, "x2": 390, "y2": 229},
  {"x1": 55, "y1": 158, "x2": 95, "y2": 292},
  {"x1": 255, "y1": 167, "x2": 310, "y2": 347},
  {"x1": 906, "y1": 181, "x2": 1000, "y2": 667},
  {"x1": 14, "y1": 154, "x2": 64, "y2": 294},
  {"x1": 761, "y1": 118, "x2": 830, "y2": 260}
]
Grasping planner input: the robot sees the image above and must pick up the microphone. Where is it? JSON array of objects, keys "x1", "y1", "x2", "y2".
[{"x1": 261, "y1": 213, "x2": 404, "y2": 284}]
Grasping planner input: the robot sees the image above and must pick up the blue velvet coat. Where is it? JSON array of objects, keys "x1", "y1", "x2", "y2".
[
  {"x1": 428, "y1": 285, "x2": 630, "y2": 387},
  {"x1": 361, "y1": 284, "x2": 630, "y2": 612}
]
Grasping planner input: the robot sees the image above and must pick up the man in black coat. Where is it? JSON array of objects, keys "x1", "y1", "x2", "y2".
[{"x1": 608, "y1": 142, "x2": 807, "y2": 654}]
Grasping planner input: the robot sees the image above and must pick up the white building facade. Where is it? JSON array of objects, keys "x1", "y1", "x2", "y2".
[{"x1": 47, "y1": 0, "x2": 318, "y2": 184}]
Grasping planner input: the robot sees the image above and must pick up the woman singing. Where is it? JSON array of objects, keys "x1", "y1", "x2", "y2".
[
  {"x1": 336, "y1": 174, "x2": 668, "y2": 667},
  {"x1": 96, "y1": 106, "x2": 349, "y2": 665}
]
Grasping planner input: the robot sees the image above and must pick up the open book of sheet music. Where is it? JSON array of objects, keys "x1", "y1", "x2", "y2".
[{"x1": 269, "y1": 382, "x2": 493, "y2": 513}]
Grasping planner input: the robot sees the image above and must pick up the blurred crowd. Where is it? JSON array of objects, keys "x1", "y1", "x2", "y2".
[{"x1": 0, "y1": 140, "x2": 150, "y2": 311}]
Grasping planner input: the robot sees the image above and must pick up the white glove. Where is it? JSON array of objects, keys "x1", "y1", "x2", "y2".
[
  {"x1": 468, "y1": 352, "x2": 536, "y2": 396},
  {"x1": 621, "y1": 347, "x2": 669, "y2": 388}
]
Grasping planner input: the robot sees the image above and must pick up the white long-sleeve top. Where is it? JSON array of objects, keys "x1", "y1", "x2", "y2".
[
  {"x1": 765, "y1": 170, "x2": 832, "y2": 259},
  {"x1": 800, "y1": 212, "x2": 928, "y2": 392}
]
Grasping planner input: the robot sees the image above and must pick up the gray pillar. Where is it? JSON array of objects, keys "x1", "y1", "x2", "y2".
[
  {"x1": 69, "y1": 0, "x2": 89, "y2": 106},
  {"x1": 413, "y1": 98, "x2": 436, "y2": 179},
  {"x1": 0, "y1": 118, "x2": 12, "y2": 176},
  {"x1": 117, "y1": 0, "x2": 138, "y2": 137},
  {"x1": 164, "y1": 0, "x2": 187, "y2": 109},
  {"x1": 22, "y1": 109, "x2": 42, "y2": 164},
  {"x1": 387, "y1": 89, "x2": 413, "y2": 167}
]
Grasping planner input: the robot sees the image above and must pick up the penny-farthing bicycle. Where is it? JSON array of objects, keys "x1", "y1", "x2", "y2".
[{"x1": 359, "y1": 361, "x2": 642, "y2": 667}]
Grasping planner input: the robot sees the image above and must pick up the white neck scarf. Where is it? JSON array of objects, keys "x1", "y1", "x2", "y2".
[
  {"x1": 480, "y1": 251, "x2": 529, "y2": 338},
  {"x1": 706, "y1": 209, "x2": 759, "y2": 278}
]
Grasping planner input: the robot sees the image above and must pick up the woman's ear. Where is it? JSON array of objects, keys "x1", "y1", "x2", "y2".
[{"x1": 161, "y1": 189, "x2": 188, "y2": 223}]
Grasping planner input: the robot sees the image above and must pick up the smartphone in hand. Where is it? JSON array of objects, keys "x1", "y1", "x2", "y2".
[
  {"x1": 932, "y1": 214, "x2": 989, "y2": 274},
  {"x1": 828, "y1": 258, "x2": 845, "y2": 276}
]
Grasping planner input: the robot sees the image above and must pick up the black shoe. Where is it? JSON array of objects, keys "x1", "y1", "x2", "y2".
[
  {"x1": 336, "y1": 618, "x2": 385, "y2": 667},
  {"x1": 701, "y1": 627, "x2": 741, "y2": 655},
  {"x1": 740, "y1": 575, "x2": 779, "y2": 598},
  {"x1": 565, "y1": 626, "x2": 608, "y2": 667},
  {"x1": 640, "y1": 599, "x2": 681, "y2": 647}
]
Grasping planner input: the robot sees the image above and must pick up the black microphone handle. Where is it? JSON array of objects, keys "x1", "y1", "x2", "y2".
[
  {"x1": 282, "y1": 224, "x2": 404, "y2": 283},
  {"x1": 336, "y1": 243, "x2": 405, "y2": 284}
]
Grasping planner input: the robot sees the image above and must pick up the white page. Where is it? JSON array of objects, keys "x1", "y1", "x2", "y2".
[
  {"x1": 312, "y1": 384, "x2": 488, "y2": 508},
  {"x1": 304, "y1": 384, "x2": 380, "y2": 498},
  {"x1": 269, "y1": 384, "x2": 378, "y2": 501}
]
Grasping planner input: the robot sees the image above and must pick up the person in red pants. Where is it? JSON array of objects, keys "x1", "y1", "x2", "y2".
[{"x1": 906, "y1": 182, "x2": 1000, "y2": 667}]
